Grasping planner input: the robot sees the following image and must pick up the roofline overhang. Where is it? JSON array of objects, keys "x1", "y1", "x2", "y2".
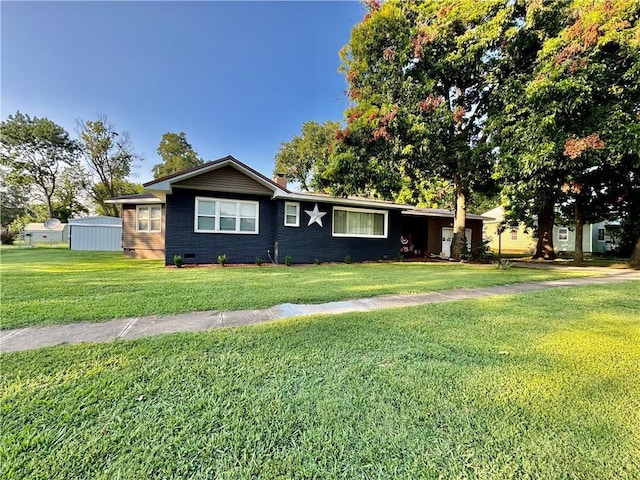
[
  {"x1": 104, "y1": 197, "x2": 164, "y2": 205},
  {"x1": 401, "y1": 210, "x2": 492, "y2": 221},
  {"x1": 273, "y1": 191, "x2": 413, "y2": 210}
]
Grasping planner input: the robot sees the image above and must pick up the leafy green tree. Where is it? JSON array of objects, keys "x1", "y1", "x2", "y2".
[
  {"x1": 274, "y1": 121, "x2": 340, "y2": 191},
  {"x1": 327, "y1": 0, "x2": 523, "y2": 259},
  {"x1": 77, "y1": 115, "x2": 141, "y2": 216},
  {"x1": 491, "y1": 0, "x2": 640, "y2": 264},
  {"x1": 92, "y1": 180, "x2": 144, "y2": 216},
  {"x1": 0, "y1": 111, "x2": 80, "y2": 219},
  {"x1": 153, "y1": 132, "x2": 203, "y2": 179}
]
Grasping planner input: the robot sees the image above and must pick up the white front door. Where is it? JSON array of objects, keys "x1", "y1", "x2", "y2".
[{"x1": 442, "y1": 228, "x2": 472, "y2": 257}]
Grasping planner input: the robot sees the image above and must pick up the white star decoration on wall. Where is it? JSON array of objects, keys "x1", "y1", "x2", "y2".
[{"x1": 305, "y1": 203, "x2": 327, "y2": 227}]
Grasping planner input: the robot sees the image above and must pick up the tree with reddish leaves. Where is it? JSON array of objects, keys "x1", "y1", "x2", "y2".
[
  {"x1": 327, "y1": 0, "x2": 524, "y2": 260},
  {"x1": 491, "y1": 0, "x2": 640, "y2": 264}
]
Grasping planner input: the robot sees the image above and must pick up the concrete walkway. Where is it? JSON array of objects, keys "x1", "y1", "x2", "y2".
[{"x1": 2, "y1": 269, "x2": 639, "y2": 353}]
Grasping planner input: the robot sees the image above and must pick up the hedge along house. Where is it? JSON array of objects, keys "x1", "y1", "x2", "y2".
[{"x1": 107, "y1": 156, "x2": 487, "y2": 265}]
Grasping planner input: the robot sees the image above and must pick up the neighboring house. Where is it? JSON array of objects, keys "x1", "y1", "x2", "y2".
[
  {"x1": 68, "y1": 216, "x2": 123, "y2": 251},
  {"x1": 107, "y1": 156, "x2": 488, "y2": 265},
  {"x1": 482, "y1": 206, "x2": 620, "y2": 254},
  {"x1": 23, "y1": 222, "x2": 68, "y2": 244}
]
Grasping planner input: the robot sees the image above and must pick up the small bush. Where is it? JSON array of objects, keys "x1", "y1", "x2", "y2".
[
  {"x1": 1, "y1": 231, "x2": 15, "y2": 245},
  {"x1": 343, "y1": 255, "x2": 352, "y2": 264},
  {"x1": 472, "y1": 240, "x2": 494, "y2": 262},
  {"x1": 285, "y1": 255, "x2": 293, "y2": 267},
  {"x1": 173, "y1": 255, "x2": 183, "y2": 268},
  {"x1": 217, "y1": 253, "x2": 228, "y2": 267},
  {"x1": 492, "y1": 259, "x2": 512, "y2": 270},
  {"x1": 255, "y1": 256, "x2": 263, "y2": 266},
  {"x1": 314, "y1": 258, "x2": 321, "y2": 265}
]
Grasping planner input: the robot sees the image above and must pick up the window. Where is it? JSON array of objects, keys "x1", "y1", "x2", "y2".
[
  {"x1": 558, "y1": 227, "x2": 569, "y2": 241},
  {"x1": 332, "y1": 207, "x2": 387, "y2": 238},
  {"x1": 195, "y1": 197, "x2": 259, "y2": 234},
  {"x1": 137, "y1": 205, "x2": 162, "y2": 232},
  {"x1": 284, "y1": 202, "x2": 299, "y2": 227},
  {"x1": 510, "y1": 228, "x2": 518, "y2": 241},
  {"x1": 597, "y1": 228, "x2": 605, "y2": 241}
]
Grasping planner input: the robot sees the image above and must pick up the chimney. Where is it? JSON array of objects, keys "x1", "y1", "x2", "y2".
[{"x1": 275, "y1": 173, "x2": 287, "y2": 189}]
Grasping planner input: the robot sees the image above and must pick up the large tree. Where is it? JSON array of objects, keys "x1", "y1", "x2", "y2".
[
  {"x1": 152, "y1": 132, "x2": 203, "y2": 179},
  {"x1": 0, "y1": 112, "x2": 80, "y2": 219},
  {"x1": 491, "y1": 0, "x2": 640, "y2": 264},
  {"x1": 274, "y1": 121, "x2": 340, "y2": 191},
  {"x1": 327, "y1": 0, "x2": 523, "y2": 259},
  {"x1": 77, "y1": 115, "x2": 141, "y2": 217}
]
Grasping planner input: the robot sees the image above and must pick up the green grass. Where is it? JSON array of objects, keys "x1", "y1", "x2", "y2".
[
  {"x1": 2, "y1": 282, "x2": 639, "y2": 479},
  {"x1": 0, "y1": 248, "x2": 599, "y2": 330}
]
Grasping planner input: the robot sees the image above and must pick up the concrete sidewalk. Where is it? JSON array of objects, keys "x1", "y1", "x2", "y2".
[{"x1": 2, "y1": 270, "x2": 639, "y2": 353}]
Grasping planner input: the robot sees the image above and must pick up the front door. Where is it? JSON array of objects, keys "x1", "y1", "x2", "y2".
[{"x1": 442, "y1": 227, "x2": 472, "y2": 257}]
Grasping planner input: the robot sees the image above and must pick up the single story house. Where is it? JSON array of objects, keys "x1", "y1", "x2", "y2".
[
  {"x1": 23, "y1": 222, "x2": 69, "y2": 244},
  {"x1": 107, "y1": 156, "x2": 488, "y2": 265},
  {"x1": 68, "y1": 215, "x2": 123, "y2": 251},
  {"x1": 482, "y1": 205, "x2": 620, "y2": 255}
]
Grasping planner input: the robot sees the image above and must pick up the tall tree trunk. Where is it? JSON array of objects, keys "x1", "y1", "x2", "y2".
[
  {"x1": 533, "y1": 201, "x2": 556, "y2": 260},
  {"x1": 574, "y1": 197, "x2": 584, "y2": 265},
  {"x1": 629, "y1": 234, "x2": 640, "y2": 267},
  {"x1": 451, "y1": 173, "x2": 467, "y2": 260}
]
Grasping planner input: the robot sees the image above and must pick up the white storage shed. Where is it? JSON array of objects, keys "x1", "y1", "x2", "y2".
[{"x1": 68, "y1": 216, "x2": 122, "y2": 251}]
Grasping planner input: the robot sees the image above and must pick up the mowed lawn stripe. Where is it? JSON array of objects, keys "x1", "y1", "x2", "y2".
[
  {"x1": 2, "y1": 282, "x2": 639, "y2": 479},
  {"x1": 0, "y1": 249, "x2": 598, "y2": 329}
]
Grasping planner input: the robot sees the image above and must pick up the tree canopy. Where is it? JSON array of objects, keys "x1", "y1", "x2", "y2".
[
  {"x1": 326, "y1": 0, "x2": 524, "y2": 259},
  {"x1": 491, "y1": 0, "x2": 640, "y2": 263},
  {"x1": 153, "y1": 132, "x2": 203, "y2": 179},
  {"x1": 0, "y1": 111, "x2": 80, "y2": 219},
  {"x1": 77, "y1": 115, "x2": 141, "y2": 217},
  {"x1": 274, "y1": 121, "x2": 340, "y2": 191}
]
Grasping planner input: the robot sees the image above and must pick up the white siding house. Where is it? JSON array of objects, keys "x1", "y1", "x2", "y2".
[
  {"x1": 68, "y1": 216, "x2": 122, "y2": 251},
  {"x1": 23, "y1": 223, "x2": 69, "y2": 244}
]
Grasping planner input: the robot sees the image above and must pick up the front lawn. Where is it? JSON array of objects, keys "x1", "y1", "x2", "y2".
[
  {"x1": 2, "y1": 282, "x2": 639, "y2": 479},
  {"x1": 0, "y1": 249, "x2": 599, "y2": 330}
]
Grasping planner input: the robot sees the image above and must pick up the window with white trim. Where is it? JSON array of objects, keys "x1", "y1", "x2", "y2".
[
  {"x1": 332, "y1": 207, "x2": 387, "y2": 238},
  {"x1": 510, "y1": 228, "x2": 518, "y2": 241},
  {"x1": 195, "y1": 197, "x2": 259, "y2": 234},
  {"x1": 558, "y1": 227, "x2": 569, "y2": 241},
  {"x1": 284, "y1": 202, "x2": 300, "y2": 227},
  {"x1": 136, "y1": 205, "x2": 162, "y2": 232}
]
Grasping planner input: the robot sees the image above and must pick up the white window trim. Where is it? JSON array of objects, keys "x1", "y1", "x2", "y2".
[
  {"x1": 194, "y1": 197, "x2": 259, "y2": 234},
  {"x1": 284, "y1": 202, "x2": 300, "y2": 227},
  {"x1": 332, "y1": 206, "x2": 388, "y2": 239},
  {"x1": 136, "y1": 205, "x2": 162, "y2": 233},
  {"x1": 558, "y1": 227, "x2": 569, "y2": 241}
]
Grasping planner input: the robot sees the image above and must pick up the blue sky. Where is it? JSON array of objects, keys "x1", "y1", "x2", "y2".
[{"x1": 1, "y1": 0, "x2": 364, "y2": 182}]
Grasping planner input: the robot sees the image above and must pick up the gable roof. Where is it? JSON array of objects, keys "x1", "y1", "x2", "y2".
[{"x1": 144, "y1": 155, "x2": 289, "y2": 196}]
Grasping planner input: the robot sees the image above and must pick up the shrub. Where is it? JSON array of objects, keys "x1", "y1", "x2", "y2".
[
  {"x1": 173, "y1": 255, "x2": 183, "y2": 268},
  {"x1": 343, "y1": 255, "x2": 352, "y2": 264},
  {"x1": 1, "y1": 230, "x2": 15, "y2": 245},
  {"x1": 492, "y1": 259, "x2": 512, "y2": 270},
  {"x1": 284, "y1": 255, "x2": 293, "y2": 267},
  {"x1": 472, "y1": 240, "x2": 494, "y2": 262},
  {"x1": 255, "y1": 256, "x2": 263, "y2": 266},
  {"x1": 314, "y1": 258, "x2": 321, "y2": 265},
  {"x1": 217, "y1": 253, "x2": 228, "y2": 267}
]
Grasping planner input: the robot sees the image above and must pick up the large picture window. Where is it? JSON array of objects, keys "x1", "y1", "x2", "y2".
[
  {"x1": 332, "y1": 207, "x2": 387, "y2": 238},
  {"x1": 195, "y1": 197, "x2": 259, "y2": 234},
  {"x1": 136, "y1": 205, "x2": 162, "y2": 232}
]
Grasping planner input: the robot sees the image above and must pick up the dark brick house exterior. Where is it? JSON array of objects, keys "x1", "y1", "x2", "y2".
[{"x1": 108, "y1": 156, "x2": 488, "y2": 265}]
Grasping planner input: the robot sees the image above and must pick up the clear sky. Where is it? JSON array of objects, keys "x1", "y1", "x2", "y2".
[{"x1": 1, "y1": 0, "x2": 364, "y2": 182}]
